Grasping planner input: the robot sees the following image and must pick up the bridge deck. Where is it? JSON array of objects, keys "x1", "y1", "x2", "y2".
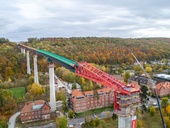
[{"x1": 37, "y1": 49, "x2": 77, "y2": 67}]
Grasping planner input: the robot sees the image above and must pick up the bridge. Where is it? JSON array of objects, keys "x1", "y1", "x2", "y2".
[{"x1": 18, "y1": 43, "x2": 140, "y2": 128}]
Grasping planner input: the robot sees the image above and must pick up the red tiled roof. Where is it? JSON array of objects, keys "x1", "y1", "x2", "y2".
[
  {"x1": 34, "y1": 100, "x2": 45, "y2": 105},
  {"x1": 20, "y1": 100, "x2": 46, "y2": 113},
  {"x1": 130, "y1": 81, "x2": 141, "y2": 90},
  {"x1": 85, "y1": 91, "x2": 93, "y2": 95},
  {"x1": 156, "y1": 82, "x2": 170, "y2": 91},
  {"x1": 72, "y1": 89, "x2": 84, "y2": 98}
]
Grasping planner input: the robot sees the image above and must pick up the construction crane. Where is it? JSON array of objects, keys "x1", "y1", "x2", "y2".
[
  {"x1": 131, "y1": 53, "x2": 166, "y2": 128},
  {"x1": 18, "y1": 44, "x2": 140, "y2": 128}
]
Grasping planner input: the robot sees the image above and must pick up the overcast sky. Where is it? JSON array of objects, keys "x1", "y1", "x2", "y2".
[{"x1": 1, "y1": 0, "x2": 170, "y2": 42}]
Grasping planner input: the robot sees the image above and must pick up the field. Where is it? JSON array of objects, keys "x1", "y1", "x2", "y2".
[{"x1": 10, "y1": 87, "x2": 25, "y2": 101}]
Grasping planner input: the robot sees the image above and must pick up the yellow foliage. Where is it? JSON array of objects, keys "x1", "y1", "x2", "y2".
[
  {"x1": 8, "y1": 77, "x2": 11, "y2": 82},
  {"x1": 29, "y1": 83, "x2": 43, "y2": 95},
  {"x1": 81, "y1": 77, "x2": 85, "y2": 85},
  {"x1": 166, "y1": 105, "x2": 170, "y2": 115},
  {"x1": 145, "y1": 67, "x2": 152, "y2": 73}
]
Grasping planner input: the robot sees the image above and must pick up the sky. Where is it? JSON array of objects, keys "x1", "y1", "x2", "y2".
[{"x1": 1, "y1": 0, "x2": 170, "y2": 42}]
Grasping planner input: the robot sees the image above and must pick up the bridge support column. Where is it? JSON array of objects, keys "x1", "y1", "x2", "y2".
[
  {"x1": 26, "y1": 50, "x2": 31, "y2": 74},
  {"x1": 23, "y1": 48, "x2": 26, "y2": 56},
  {"x1": 21, "y1": 48, "x2": 23, "y2": 53},
  {"x1": 48, "y1": 62, "x2": 56, "y2": 112},
  {"x1": 33, "y1": 55, "x2": 39, "y2": 84}
]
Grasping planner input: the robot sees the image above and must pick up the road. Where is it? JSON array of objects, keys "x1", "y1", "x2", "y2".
[
  {"x1": 8, "y1": 112, "x2": 20, "y2": 128},
  {"x1": 68, "y1": 117, "x2": 84, "y2": 125},
  {"x1": 28, "y1": 123, "x2": 56, "y2": 128},
  {"x1": 68, "y1": 110, "x2": 114, "y2": 125}
]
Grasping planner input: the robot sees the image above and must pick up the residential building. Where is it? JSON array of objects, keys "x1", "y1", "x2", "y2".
[
  {"x1": 20, "y1": 100, "x2": 51, "y2": 123},
  {"x1": 152, "y1": 82, "x2": 170, "y2": 97},
  {"x1": 69, "y1": 88, "x2": 114, "y2": 113},
  {"x1": 130, "y1": 75, "x2": 153, "y2": 87}
]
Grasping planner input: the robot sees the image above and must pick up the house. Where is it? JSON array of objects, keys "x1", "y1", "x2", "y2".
[
  {"x1": 152, "y1": 82, "x2": 170, "y2": 97},
  {"x1": 69, "y1": 88, "x2": 113, "y2": 113},
  {"x1": 20, "y1": 100, "x2": 51, "y2": 123}
]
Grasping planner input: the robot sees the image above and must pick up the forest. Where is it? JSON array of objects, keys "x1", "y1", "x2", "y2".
[{"x1": 27, "y1": 37, "x2": 170, "y2": 65}]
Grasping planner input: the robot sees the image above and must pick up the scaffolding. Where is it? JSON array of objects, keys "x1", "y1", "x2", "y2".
[{"x1": 115, "y1": 91, "x2": 140, "y2": 128}]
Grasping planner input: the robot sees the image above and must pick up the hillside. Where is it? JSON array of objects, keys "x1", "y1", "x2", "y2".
[{"x1": 26, "y1": 37, "x2": 170, "y2": 65}]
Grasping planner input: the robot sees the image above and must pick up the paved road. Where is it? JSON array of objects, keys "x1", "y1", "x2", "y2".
[
  {"x1": 68, "y1": 111, "x2": 114, "y2": 125},
  {"x1": 8, "y1": 112, "x2": 20, "y2": 128},
  {"x1": 68, "y1": 118, "x2": 84, "y2": 125},
  {"x1": 28, "y1": 123, "x2": 56, "y2": 128}
]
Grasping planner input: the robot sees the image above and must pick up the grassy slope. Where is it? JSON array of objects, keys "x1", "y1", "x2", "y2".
[{"x1": 10, "y1": 87, "x2": 25, "y2": 100}]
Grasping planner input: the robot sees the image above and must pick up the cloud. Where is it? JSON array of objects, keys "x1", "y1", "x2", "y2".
[{"x1": 0, "y1": 0, "x2": 170, "y2": 41}]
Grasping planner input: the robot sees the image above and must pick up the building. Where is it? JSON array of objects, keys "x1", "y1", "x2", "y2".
[
  {"x1": 152, "y1": 82, "x2": 170, "y2": 97},
  {"x1": 20, "y1": 100, "x2": 51, "y2": 123},
  {"x1": 153, "y1": 74, "x2": 170, "y2": 83},
  {"x1": 69, "y1": 88, "x2": 114, "y2": 113},
  {"x1": 130, "y1": 75, "x2": 153, "y2": 87}
]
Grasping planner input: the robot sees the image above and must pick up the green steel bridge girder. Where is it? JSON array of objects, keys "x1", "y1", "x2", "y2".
[{"x1": 37, "y1": 49, "x2": 78, "y2": 67}]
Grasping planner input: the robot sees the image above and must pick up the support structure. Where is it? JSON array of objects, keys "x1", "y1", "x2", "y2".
[
  {"x1": 33, "y1": 55, "x2": 39, "y2": 84},
  {"x1": 26, "y1": 50, "x2": 31, "y2": 74},
  {"x1": 48, "y1": 62, "x2": 56, "y2": 112},
  {"x1": 23, "y1": 48, "x2": 26, "y2": 56},
  {"x1": 21, "y1": 48, "x2": 23, "y2": 53}
]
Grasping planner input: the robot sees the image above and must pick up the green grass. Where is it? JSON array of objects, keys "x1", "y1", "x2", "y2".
[
  {"x1": 76, "y1": 106, "x2": 114, "y2": 118},
  {"x1": 138, "y1": 109, "x2": 163, "y2": 128},
  {"x1": 10, "y1": 87, "x2": 25, "y2": 101},
  {"x1": 82, "y1": 109, "x2": 163, "y2": 128}
]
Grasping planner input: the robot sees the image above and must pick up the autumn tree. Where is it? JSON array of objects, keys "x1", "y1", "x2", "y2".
[
  {"x1": 72, "y1": 83, "x2": 77, "y2": 90},
  {"x1": 56, "y1": 90, "x2": 66, "y2": 101},
  {"x1": 3, "y1": 96, "x2": 17, "y2": 114},
  {"x1": 62, "y1": 100, "x2": 68, "y2": 113},
  {"x1": 164, "y1": 116, "x2": 170, "y2": 128},
  {"x1": 28, "y1": 83, "x2": 43, "y2": 95},
  {"x1": 81, "y1": 77, "x2": 86, "y2": 85},
  {"x1": 0, "y1": 116, "x2": 8, "y2": 128},
  {"x1": 28, "y1": 75, "x2": 34, "y2": 85},
  {"x1": 68, "y1": 109, "x2": 74, "y2": 119},
  {"x1": 123, "y1": 71, "x2": 130, "y2": 83},
  {"x1": 145, "y1": 67, "x2": 152, "y2": 73},
  {"x1": 56, "y1": 116, "x2": 68, "y2": 128},
  {"x1": 161, "y1": 97, "x2": 169, "y2": 108},
  {"x1": 150, "y1": 106, "x2": 156, "y2": 116},
  {"x1": 4, "y1": 67, "x2": 14, "y2": 80},
  {"x1": 137, "y1": 120, "x2": 143, "y2": 128},
  {"x1": 0, "y1": 89, "x2": 17, "y2": 115},
  {"x1": 166, "y1": 105, "x2": 170, "y2": 116}
]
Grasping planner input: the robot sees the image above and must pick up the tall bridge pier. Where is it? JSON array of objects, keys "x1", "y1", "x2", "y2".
[
  {"x1": 26, "y1": 50, "x2": 31, "y2": 74},
  {"x1": 33, "y1": 54, "x2": 39, "y2": 84},
  {"x1": 48, "y1": 62, "x2": 56, "y2": 111}
]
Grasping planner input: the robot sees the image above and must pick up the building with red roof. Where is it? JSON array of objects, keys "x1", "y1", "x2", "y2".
[
  {"x1": 20, "y1": 100, "x2": 51, "y2": 123},
  {"x1": 152, "y1": 82, "x2": 170, "y2": 97},
  {"x1": 69, "y1": 88, "x2": 114, "y2": 113}
]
